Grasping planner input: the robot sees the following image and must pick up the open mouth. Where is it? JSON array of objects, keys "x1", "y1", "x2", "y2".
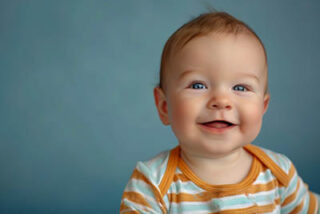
[{"x1": 201, "y1": 120, "x2": 235, "y2": 128}]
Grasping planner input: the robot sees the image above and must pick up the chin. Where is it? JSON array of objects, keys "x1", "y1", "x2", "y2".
[{"x1": 190, "y1": 142, "x2": 243, "y2": 158}]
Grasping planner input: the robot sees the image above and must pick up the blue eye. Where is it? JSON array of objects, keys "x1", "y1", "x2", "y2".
[
  {"x1": 191, "y1": 82, "x2": 207, "y2": 89},
  {"x1": 233, "y1": 85, "x2": 247, "y2": 92}
]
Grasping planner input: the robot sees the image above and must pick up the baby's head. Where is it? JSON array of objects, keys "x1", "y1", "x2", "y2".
[{"x1": 154, "y1": 12, "x2": 270, "y2": 158}]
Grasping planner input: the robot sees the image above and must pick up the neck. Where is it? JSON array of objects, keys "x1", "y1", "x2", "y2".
[{"x1": 180, "y1": 147, "x2": 253, "y2": 185}]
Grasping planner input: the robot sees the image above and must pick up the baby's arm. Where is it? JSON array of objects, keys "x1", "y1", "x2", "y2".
[
  {"x1": 316, "y1": 193, "x2": 320, "y2": 214},
  {"x1": 120, "y1": 163, "x2": 167, "y2": 214},
  {"x1": 278, "y1": 155, "x2": 319, "y2": 213}
]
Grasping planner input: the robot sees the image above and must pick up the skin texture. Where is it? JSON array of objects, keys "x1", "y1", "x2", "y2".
[{"x1": 154, "y1": 32, "x2": 270, "y2": 185}]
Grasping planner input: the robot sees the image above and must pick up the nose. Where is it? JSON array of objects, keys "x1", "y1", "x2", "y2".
[{"x1": 208, "y1": 93, "x2": 232, "y2": 110}]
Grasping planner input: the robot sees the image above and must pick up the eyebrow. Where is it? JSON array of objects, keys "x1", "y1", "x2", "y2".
[
  {"x1": 178, "y1": 70, "x2": 260, "y2": 83},
  {"x1": 178, "y1": 70, "x2": 198, "y2": 80},
  {"x1": 236, "y1": 72, "x2": 260, "y2": 83}
]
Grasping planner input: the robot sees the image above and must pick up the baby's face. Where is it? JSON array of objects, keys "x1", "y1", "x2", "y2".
[{"x1": 154, "y1": 32, "x2": 270, "y2": 158}]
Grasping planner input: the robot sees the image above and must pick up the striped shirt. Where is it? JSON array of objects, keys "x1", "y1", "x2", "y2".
[{"x1": 120, "y1": 145, "x2": 319, "y2": 213}]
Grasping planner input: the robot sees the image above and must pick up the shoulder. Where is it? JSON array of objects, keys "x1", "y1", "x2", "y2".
[
  {"x1": 257, "y1": 146, "x2": 293, "y2": 175},
  {"x1": 246, "y1": 144, "x2": 296, "y2": 186},
  {"x1": 121, "y1": 149, "x2": 172, "y2": 213},
  {"x1": 135, "y1": 148, "x2": 172, "y2": 187}
]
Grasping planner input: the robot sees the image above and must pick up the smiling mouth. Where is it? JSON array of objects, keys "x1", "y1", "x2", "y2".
[
  {"x1": 199, "y1": 120, "x2": 236, "y2": 133},
  {"x1": 201, "y1": 120, "x2": 235, "y2": 128}
]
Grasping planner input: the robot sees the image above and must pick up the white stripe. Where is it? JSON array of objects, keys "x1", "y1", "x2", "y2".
[
  {"x1": 168, "y1": 180, "x2": 205, "y2": 194},
  {"x1": 253, "y1": 169, "x2": 277, "y2": 185},
  {"x1": 121, "y1": 199, "x2": 158, "y2": 214},
  {"x1": 169, "y1": 195, "x2": 254, "y2": 209},
  {"x1": 284, "y1": 172, "x2": 298, "y2": 197}
]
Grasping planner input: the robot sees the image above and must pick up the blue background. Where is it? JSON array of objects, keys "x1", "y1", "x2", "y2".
[{"x1": 1, "y1": 0, "x2": 320, "y2": 213}]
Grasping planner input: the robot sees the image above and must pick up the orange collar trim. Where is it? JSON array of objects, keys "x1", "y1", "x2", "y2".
[
  {"x1": 244, "y1": 144, "x2": 289, "y2": 187},
  {"x1": 159, "y1": 144, "x2": 289, "y2": 197}
]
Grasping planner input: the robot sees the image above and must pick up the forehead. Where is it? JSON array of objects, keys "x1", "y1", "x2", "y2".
[{"x1": 165, "y1": 32, "x2": 267, "y2": 85}]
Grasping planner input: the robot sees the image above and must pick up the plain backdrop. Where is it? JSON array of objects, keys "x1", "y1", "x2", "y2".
[{"x1": 1, "y1": 0, "x2": 320, "y2": 213}]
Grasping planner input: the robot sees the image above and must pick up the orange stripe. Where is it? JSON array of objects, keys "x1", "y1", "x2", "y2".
[
  {"x1": 128, "y1": 169, "x2": 167, "y2": 213},
  {"x1": 245, "y1": 179, "x2": 278, "y2": 195},
  {"x1": 168, "y1": 179, "x2": 278, "y2": 203},
  {"x1": 159, "y1": 146, "x2": 179, "y2": 198},
  {"x1": 121, "y1": 211, "x2": 140, "y2": 214},
  {"x1": 131, "y1": 168, "x2": 151, "y2": 183},
  {"x1": 282, "y1": 178, "x2": 301, "y2": 206},
  {"x1": 308, "y1": 192, "x2": 317, "y2": 214},
  {"x1": 119, "y1": 203, "x2": 130, "y2": 212},
  {"x1": 121, "y1": 210, "x2": 140, "y2": 214},
  {"x1": 290, "y1": 194, "x2": 305, "y2": 214}
]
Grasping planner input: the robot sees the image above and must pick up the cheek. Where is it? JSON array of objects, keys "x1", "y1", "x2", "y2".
[
  {"x1": 168, "y1": 96, "x2": 201, "y2": 136},
  {"x1": 239, "y1": 101, "x2": 265, "y2": 136},
  {"x1": 170, "y1": 99, "x2": 193, "y2": 125}
]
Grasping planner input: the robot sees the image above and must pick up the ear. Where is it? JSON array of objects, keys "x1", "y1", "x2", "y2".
[
  {"x1": 263, "y1": 93, "x2": 270, "y2": 115},
  {"x1": 153, "y1": 87, "x2": 170, "y2": 125}
]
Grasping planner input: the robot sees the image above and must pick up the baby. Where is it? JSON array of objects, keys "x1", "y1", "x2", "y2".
[{"x1": 120, "y1": 11, "x2": 319, "y2": 213}]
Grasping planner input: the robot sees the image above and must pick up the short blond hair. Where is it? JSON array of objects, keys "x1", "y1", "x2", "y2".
[{"x1": 159, "y1": 12, "x2": 268, "y2": 93}]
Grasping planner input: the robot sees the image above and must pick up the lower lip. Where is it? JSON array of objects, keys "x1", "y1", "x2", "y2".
[{"x1": 199, "y1": 124, "x2": 237, "y2": 134}]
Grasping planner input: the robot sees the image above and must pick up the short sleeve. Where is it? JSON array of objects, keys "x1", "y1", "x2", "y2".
[
  {"x1": 313, "y1": 192, "x2": 320, "y2": 214},
  {"x1": 278, "y1": 154, "x2": 319, "y2": 214},
  {"x1": 120, "y1": 163, "x2": 167, "y2": 214}
]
